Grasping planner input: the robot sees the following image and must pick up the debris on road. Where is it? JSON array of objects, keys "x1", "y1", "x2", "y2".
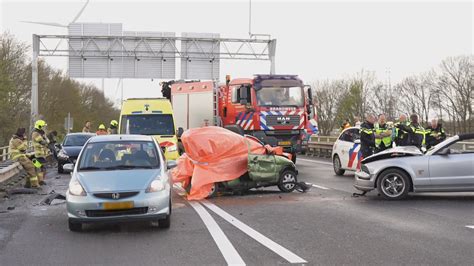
[{"x1": 40, "y1": 193, "x2": 66, "y2": 205}]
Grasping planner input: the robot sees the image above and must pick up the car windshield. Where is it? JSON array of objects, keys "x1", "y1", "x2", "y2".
[
  {"x1": 77, "y1": 141, "x2": 160, "y2": 171},
  {"x1": 63, "y1": 135, "x2": 93, "y2": 146},
  {"x1": 256, "y1": 86, "x2": 304, "y2": 107},
  {"x1": 120, "y1": 114, "x2": 175, "y2": 135},
  {"x1": 425, "y1": 136, "x2": 458, "y2": 155}
]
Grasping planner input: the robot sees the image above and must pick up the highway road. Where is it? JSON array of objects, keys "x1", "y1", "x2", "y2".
[{"x1": 0, "y1": 156, "x2": 473, "y2": 265}]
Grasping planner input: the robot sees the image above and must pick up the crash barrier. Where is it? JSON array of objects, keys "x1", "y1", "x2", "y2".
[
  {"x1": 305, "y1": 136, "x2": 338, "y2": 158},
  {"x1": 0, "y1": 160, "x2": 21, "y2": 185},
  {"x1": 0, "y1": 145, "x2": 9, "y2": 162}
]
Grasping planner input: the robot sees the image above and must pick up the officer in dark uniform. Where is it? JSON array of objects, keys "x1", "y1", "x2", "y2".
[
  {"x1": 359, "y1": 114, "x2": 376, "y2": 158},
  {"x1": 425, "y1": 118, "x2": 446, "y2": 149}
]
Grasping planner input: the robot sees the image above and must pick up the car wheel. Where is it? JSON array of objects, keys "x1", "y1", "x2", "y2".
[
  {"x1": 158, "y1": 215, "x2": 171, "y2": 229},
  {"x1": 333, "y1": 155, "x2": 345, "y2": 176},
  {"x1": 207, "y1": 183, "x2": 218, "y2": 198},
  {"x1": 376, "y1": 169, "x2": 410, "y2": 200},
  {"x1": 58, "y1": 163, "x2": 64, "y2": 174},
  {"x1": 277, "y1": 169, "x2": 298, "y2": 193},
  {"x1": 68, "y1": 219, "x2": 82, "y2": 232}
]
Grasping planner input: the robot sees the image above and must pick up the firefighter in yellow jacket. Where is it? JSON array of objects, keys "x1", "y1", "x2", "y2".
[
  {"x1": 9, "y1": 128, "x2": 39, "y2": 188},
  {"x1": 31, "y1": 120, "x2": 49, "y2": 185}
]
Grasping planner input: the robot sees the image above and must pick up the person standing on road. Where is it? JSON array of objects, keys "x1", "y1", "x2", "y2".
[
  {"x1": 394, "y1": 114, "x2": 410, "y2": 146},
  {"x1": 425, "y1": 118, "x2": 446, "y2": 149},
  {"x1": 31, "y1": 120, "x2": 49, "y2": 185},
  {"x1": 9, "y1": 128, "x2": 39, "y2": 188},
  {"x1": 47, "y1": 130, "x2": 58, "y2": 160},
  {"x1": 96, "y1": 124, "x2": 108, "y2": 135},
  {"x1": 398, "y1": 114, "x2": 425, "y2": 150},
  {"x1": 82, "y1": 121, "x2": 92, "y2": 133},
  {"x1": 359, "y1": 114, "x2": 376, "y2": 158},
  {"x1": 374, "y1": 114, "x2": 393, "y2": 152},
  {"x1": 108, "y1": 120, "x2": 119, "y2": 134}
]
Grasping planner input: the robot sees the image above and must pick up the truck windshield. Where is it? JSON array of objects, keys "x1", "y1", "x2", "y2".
[
  {"x1": 120, "y1": 114, "x2": 175, "y2": 136},
  {"x1": 256, "y1": 87, "x2": 304, "y2": 107}
]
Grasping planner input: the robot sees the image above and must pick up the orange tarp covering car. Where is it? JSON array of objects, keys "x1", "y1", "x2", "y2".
[{"x1": 171, "y1": 126, "x2": 285, "y2": 200}]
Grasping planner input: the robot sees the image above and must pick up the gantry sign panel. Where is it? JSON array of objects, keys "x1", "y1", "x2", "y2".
[
  {"x1": 68, "y1": 23, "x2": 176, "y2": 79},
  {"x1": 180, "y1": 32, "x2": 220, "y2": 80}
]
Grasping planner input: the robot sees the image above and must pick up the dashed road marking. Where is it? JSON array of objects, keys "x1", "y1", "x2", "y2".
[
  {"x1": 297, "y1": 158, "x2": 333, "y2": 166},
  {"x1": 201, "y1": 200, "x2": 307, "y2": 264},
  {"x1": 466, "y1": 225, "x2": 474, "y2": 229},
  {"x1": 188, "y1": 201, "x2": 246, "y2": 266},
  {"x1": 309, "y1": 183, "x2": 330, "y2": 190}
]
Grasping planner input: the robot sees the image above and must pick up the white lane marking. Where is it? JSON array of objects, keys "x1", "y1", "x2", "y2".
[
  {"x1": 309, "y1": 183, "x2": 330, "y2": 190},
  {"x1": 188, "y1": 201, "x2": 246, "y2": 266},
  {"x1": 466, "y1": 225, "x2": 474, "y2": 229},
  {"x1": 297, "y1": 158, "x2": 333, "y2": 166},
  {"x1": 201, "y1": 200, "x2": 307, "y2": 264}
]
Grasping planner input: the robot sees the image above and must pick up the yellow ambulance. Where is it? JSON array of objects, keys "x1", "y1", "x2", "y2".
[{"x1": 119, "y1": 98, "x2": 179, "y2": 160}]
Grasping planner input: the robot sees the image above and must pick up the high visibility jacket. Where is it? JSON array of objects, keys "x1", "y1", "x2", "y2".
[
  {"x1": 394, "y1": 121, "x2": 410, "y2": 146},
  {"x1": 9, "y1": 136, "x2": 28, "y2": 160},
  {"x1": 359, "y1": 122, "x2": 376, "y2": 157},
  {"x1": 425, "y1": 124, "x2": 446, "y2": 148},
  {"x1": 375, "y1": 123, "x2": 392, "y2": 148},
  {"x1": 32, "y1": 129, "x2": 49, "y2": 158},
  {"x1": 408, "y1": 123, "x2": 425, "y2": 148}
]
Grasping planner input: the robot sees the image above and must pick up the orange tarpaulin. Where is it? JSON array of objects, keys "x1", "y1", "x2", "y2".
[{"x1": 171, "y1": 126, "x2": 287, "y2": 200}]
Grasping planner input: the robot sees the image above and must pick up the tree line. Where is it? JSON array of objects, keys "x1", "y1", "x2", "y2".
[
  {"x1": 313, "y1": 55, "x2": 473, "y2": 136},
  {"x1": 0, "y1": 32, "x2": 120, "y2": 146}
]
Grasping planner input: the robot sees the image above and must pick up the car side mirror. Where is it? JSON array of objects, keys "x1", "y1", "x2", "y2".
[
  {"x1": 177, "y1": 127, "x2": 184, "y2": 138},
  {"x1": 438, "y1": 147, "x2": 450, "y2": 155},
  {"x1": 354, "y1": 139, "x2": 361, "y2": 144},
  {"x1": 63, "y1": 163, "x2": 74, "y2": 172},
  {"x1": 167, "y1": 160, "x2": 178, "y2": 169}
]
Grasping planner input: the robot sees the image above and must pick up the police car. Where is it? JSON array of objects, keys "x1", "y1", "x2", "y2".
[{"x1": 331, "y1": 127, "x2": 363, "y2": 175}]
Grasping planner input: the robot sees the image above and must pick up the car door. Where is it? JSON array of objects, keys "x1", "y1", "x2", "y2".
[
  {"x1": 248, "y1": 153, "x2": 277, "y2": 181},
  {"x1": 336, "y1": 128, "x2": 361, "y2": 171},
  {"x1": 428, "y1": 137, "x2": 474, "y2": 191}
]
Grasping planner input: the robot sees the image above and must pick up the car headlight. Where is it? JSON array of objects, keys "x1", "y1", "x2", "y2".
[
  {"x1": 58, "y1": 149, "x2": 69, "y2": 159},
  {"x1": 166, "y1": 145, "x2": 178, "y2": 153},
  {"x1": 69, "y1": 179, "x2": 86, "y2": 196},
  {"x1": 361, "y1": 164, "x2": 371, "y2": 174},
  {"x1": 146, "y1": 179, "x2": 165, "y2": 193}
]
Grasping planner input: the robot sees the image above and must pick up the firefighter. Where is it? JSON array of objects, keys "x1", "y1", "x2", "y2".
[
  {"x1": 374, "y1": 114, "x2": 393, "y2": 152},
  {"x1": 32, "y1": 120, "x2": 49, "y2": 185},
  {"x1": 359, "y1": 114, "x2": 376, "y2": 158},
  {"x1": 394, "y1": 114, "x2": 410, "y2": 146},
  {"x1": 108, "y1": 120, "x2": 119, "y2": 134},
  {"x1": 425, "y1": 118, "x2": 446, "y2": 149},
  {"x1": 96, "y1": 124, "x2": 108, "y2": 135},
  {"x1": 9, "y1": 128, "x2": 39, "y2": 188}
]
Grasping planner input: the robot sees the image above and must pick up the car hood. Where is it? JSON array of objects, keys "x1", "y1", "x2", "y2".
[
  {"x1": 62, "y1": 146, "x2": 83, "y2": 157},
  {"x1": 362, "y1": 146, "x2": 423, "y2": 164},
  {"x1": 76, "y1": 169, "x2": 161, "y2": 193}
]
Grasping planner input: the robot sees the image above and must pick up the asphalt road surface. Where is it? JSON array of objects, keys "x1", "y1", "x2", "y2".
[{"x1": 1, "y1": 156, "x2": 473, "y2": 265}]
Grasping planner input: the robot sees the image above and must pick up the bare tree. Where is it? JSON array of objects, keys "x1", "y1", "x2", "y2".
[{"x1": 313, "y1": 80, "x2": 347, "y2": 135}]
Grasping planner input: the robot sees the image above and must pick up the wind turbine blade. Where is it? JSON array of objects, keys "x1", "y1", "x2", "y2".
[
  {"x1": 71, "y1": 0, "x2": 90, "y2": 23},
  {"x1": 20, "y1": 21, "x2": 67, "y2": 28}
]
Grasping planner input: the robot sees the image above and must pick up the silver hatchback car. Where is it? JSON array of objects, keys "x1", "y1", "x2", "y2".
[
  {"x1": 65, "y1": 135, "x2": 176, "y2": 231},
  {"x1": 355, "y1": 133, "x2": 474, "y2": 200}
]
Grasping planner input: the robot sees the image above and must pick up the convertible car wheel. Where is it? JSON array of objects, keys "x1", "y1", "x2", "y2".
[
  {"x1": 278, "y1": 169, "x2": 297, "y2": 192},
  {"x1": 376, "y1": 169, "x2": 410, "y2": 200}
]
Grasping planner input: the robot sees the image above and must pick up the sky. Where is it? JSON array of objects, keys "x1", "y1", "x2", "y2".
[{"x1": 1, "y1": 0, "x2": 472, "y2": 106}]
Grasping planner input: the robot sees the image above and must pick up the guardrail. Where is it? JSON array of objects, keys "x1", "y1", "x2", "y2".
[
  {"x1": 0, "y1": 145, "x2": 10, "y2": 162},
  {"x1": 305, "y1": 136, "x2": 337, "y2": 158}
]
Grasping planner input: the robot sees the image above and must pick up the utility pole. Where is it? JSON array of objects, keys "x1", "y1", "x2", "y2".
[{"x1": 31, "y1": 34, "x2": 39, "y2": 133}]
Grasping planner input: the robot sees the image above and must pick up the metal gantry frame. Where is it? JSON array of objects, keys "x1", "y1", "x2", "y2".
[{"x1": 30, "y1": 34, "x2": 277, "y2": 128}]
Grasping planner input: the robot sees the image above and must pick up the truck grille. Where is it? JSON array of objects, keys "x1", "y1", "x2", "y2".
[
  {"x1": 93, "y1": 191, "x2": 139, "y2": 200},
  {"x1": 265, "y1": 115, "x2": 301, "y2": 127},
  {"x1": 86, "y1": 207, "x2": 148, "y2": 217}
]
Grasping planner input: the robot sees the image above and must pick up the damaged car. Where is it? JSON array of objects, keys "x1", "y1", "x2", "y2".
[{"x1": 354, "y1": 133, "x2": 474, "y2": 200}]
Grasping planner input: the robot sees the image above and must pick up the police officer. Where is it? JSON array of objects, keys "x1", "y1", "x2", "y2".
[
  {"x1": 398, "y1": 114, "x2": 425, "y2": 150},
  {"x1": 374, "y1": 114, "x2": 393, "y2": 152},
  {"x1": 425, "y1": 118, "x2": 446, "y2": 149},
  {"x1": 108, "y1": 120, "x2": 119, "y2": 134},
  {"x1": 394, "y1": 114, "x2": 410, "y2": 146},
  {"x1": 31, "y1": 120, "x2": 49, "y2": 185},
  {"x1": 9, "y1": 128, "x2": 39, "y2": 188},
  {"x1": 359, "y1": 114, "x2": 376, "y2": 158}
]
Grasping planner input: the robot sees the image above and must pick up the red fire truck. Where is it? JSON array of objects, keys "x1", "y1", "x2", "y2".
[{"x1": 164, "y1": 74, "x2": 314, "y2": 162}]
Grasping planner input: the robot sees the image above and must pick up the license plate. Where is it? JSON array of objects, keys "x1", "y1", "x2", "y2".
[
  {"x1": 103, "y1": 201, "x2": 134, "y2": 210},
  {"x1": 278, "y1": 141, "x2": 292, "y2": 146}
]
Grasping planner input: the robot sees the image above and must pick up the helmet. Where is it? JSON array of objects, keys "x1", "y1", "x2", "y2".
[
  {"x1": 110, "y1": 120, "x2": 118, "y2": 127},
  {"x1": 34, "y1": 120, "x2": 47, "y2": 130},
  {"x1": 98, "y1": 124, "x2": 106, "y2": 130}
]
